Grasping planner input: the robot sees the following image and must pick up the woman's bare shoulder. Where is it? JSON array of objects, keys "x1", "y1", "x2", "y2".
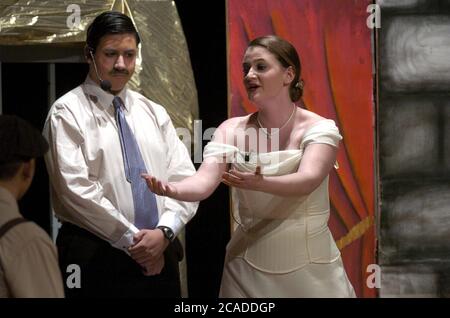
[
  {"x1": 217, "y1": 113, "x2": 254, "y2": 131},
  {"x1": 212, "y1": 114, "x2": 254, "y2": 144},
  {"x1": 299, "y1": 108, "x2": 327, "y2": 126},
  {"x1": 290, "y1": 108, "x2": 330, "y2": 146}
]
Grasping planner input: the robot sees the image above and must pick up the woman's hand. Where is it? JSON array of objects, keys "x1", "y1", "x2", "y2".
[
  {"x1": 141, "y1": 174, "x2": 178, "y2": 198},
  {"x1": 221, "y1": 166, "x2": 263, "y2": 191}
]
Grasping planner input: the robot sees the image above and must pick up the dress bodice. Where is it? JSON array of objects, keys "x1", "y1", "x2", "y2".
[{"x1": 203, "y1": 119, "x2": 343, "y2": 273}]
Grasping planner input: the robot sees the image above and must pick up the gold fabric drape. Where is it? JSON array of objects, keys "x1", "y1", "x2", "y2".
[
  {"x1": 0, "y1": 0, "x2": 113, "y2": 44},
  {"x1": 0, "y1": 0, "x2": 199, "y2": 135}
]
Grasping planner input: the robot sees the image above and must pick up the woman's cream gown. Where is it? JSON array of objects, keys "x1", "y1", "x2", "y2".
[{"x1": 203, "y1": 119, "x2": 356, "y2": 298}]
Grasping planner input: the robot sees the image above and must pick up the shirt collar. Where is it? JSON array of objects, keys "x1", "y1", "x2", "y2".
[{"x1": 83, "y1": 75, "x2": 129, "y2": 111}]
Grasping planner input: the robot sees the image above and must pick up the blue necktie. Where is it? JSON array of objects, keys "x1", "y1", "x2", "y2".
[{"x1": 113, "y1": 96, "x2": 158, "y2": 229}]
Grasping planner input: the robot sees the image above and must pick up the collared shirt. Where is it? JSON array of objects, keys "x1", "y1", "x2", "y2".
[
  {"x1": 43, "y1": 76, "x2": 198, "y2": 252},
  {"x1": 0, "y1": 187, "x2": 64, "y2": 298}
]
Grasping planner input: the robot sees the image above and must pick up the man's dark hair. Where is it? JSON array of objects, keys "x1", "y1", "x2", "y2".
[
  {"x1": 86, "y1": 11, "x2": 141, "y2": 53},
  {"x1": 0, "y1": 115, "x2": 48, "y2": 181}
]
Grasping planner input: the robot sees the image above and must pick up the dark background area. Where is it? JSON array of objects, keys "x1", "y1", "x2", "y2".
[
  {"x1": 0, "y1": 0, "x2": 229, "y2": 298},
  {"x1": 175, "y1": 0, "x2": 229, "y2": 298}
]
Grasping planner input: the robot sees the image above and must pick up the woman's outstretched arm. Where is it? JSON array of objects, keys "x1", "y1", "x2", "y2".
[
  {"x1": 222, "y1": 143, "x2": 337, "y2": 197},
  {"x1": 143, "y1": 156, "x2": 227, "y2": 202},
  {"x1": 142, "y1": 118, "x2": 243, "y2": 201}
]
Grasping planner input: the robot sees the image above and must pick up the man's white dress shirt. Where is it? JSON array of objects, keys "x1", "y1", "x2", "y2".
[{"x1": 43, "y1": 76, "x2": 198, "y2": 253}]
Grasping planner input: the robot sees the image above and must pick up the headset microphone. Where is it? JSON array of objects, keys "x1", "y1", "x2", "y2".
[{"x1": 89, "y1": 49, "x2": 112, "y2": 92}]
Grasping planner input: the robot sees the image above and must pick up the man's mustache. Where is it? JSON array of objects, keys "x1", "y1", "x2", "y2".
[{"x1": 110, "y1": 69, "x2": 129, "y2": 75}]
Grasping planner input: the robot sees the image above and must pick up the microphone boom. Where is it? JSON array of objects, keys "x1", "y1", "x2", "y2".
[{"x1": 89, "y1": 49, "x2": 112, "y2": 92}]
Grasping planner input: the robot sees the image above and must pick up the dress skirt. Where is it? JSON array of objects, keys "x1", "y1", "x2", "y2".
[{"x1": 219, "y1": 256, "x2": 356, "y2": 298}]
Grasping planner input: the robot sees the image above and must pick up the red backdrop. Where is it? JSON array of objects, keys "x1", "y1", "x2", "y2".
[{"x1": 227, "y1": 0, "x2": 376, "y2": 297}]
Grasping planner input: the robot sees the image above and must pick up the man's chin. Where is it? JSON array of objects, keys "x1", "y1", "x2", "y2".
[{"x1": 110, "y1": 82, "x2": 127, "y2": 93}]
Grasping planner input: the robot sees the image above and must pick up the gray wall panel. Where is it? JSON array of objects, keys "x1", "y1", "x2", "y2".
[
  {"x1": 443, "y1": 102, "x2": 450, "y2": 170},
  {"x1": 380, "y1": 98, "x2": 439, "y2": 178},
  {"x1": 374, "y1": 0, "x2": 450, "y2": 298},
  {"x1": 381, "y1": 16, "x2": 450, "y2": 92},
  {"x1": 380, "y1": 265, "x2": 439, "y2": 297},
  {"x1": 381, "y1": 183, "x2": 450, "y2": 264},
  {"x1": 378, "y1": 0, "x2": 427, "y2": 10}
]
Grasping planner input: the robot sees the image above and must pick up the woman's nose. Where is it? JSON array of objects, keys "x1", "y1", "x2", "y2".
[{"x1": 245, "y1": 68, "x2": 256, "y2": 79}]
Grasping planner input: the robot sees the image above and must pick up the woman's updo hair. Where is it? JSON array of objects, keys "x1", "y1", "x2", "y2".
[{"x1": 248, "y1": 35, "x2": 304, "y2": 102}]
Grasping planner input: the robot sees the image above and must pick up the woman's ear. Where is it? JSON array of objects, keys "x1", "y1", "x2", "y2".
[{"x1": 284, "y1": 66, "x2": 295, "y2": 86}]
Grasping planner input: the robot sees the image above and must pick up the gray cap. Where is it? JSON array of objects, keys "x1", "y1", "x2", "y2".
[{"x1": 0, "y1": 115, "x2": 49, "y2": 164}]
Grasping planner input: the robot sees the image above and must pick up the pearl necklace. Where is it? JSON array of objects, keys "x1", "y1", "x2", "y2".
[{"x1": 256, "y1": 105, "x2": 296, "y2": 138}]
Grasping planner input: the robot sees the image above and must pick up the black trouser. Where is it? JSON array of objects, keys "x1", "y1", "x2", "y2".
[{"x1": 56, "y1": 222, "x2": 182, "y2": 298}]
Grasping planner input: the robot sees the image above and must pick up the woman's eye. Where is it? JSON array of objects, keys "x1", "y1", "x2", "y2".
[{"x1": 256, "y1": 64, "x2": 266, "y2": 71}]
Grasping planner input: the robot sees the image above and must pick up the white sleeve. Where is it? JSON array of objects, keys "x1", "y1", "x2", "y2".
[
  {"x1": 43, "y1": 104, "x2": 138, "y2": 252},
  {"x1": 300, "y1": 120, "x2": 343, "y2": 169},
  {"x1": 157, "y1": 109, "x2": 199, "y2": 235},
  {"x1": 300, "y1": 120, "x2": 342, "y2": 149},
  {"x1": 203, "y1": 141, "x2": 238, "y2": 162}
]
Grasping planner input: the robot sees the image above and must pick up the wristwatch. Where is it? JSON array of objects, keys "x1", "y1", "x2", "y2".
[{"x1": 157, "y1": 226, "x2": 175, "y2": 242}]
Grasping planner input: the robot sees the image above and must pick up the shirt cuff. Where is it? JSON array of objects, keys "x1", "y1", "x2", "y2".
[
  {"x1": 111, "y1": 224, "x2": 139, "y2": 254},
  {"x1": 158, "y1": 211, "x2": 183, "y2": 237}
]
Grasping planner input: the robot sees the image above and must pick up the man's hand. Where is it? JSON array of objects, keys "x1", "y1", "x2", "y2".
[
  {"x1": 129, "y1": 229, "x2": 169, "y2": 266},
  {"x1": 141, "y1": 255, "x2": 165, "y2": 276}
]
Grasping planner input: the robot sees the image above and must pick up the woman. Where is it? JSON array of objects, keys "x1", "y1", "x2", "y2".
[{"x1": 143, "y1": 35, "x2": 356, "y2": 297}]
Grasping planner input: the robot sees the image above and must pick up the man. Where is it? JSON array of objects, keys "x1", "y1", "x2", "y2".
[
  {"x1": 43, "y1": 11, "x2": 198, "y2": 297},
  {"x1": 0, "y1": 115, "x2": 64, "y2": 298}
]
